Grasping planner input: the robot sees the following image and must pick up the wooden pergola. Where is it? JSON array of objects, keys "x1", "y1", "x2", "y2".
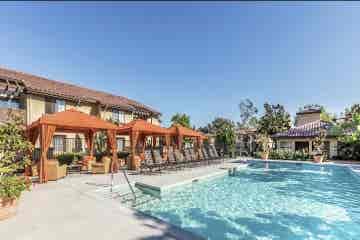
[
  {"x1": 168, "y1": 124, "x2": 206, "y2": 150},
  {"x1": 26, "y1": 109, "x2": 119, "y2": 183},
  {"x1": 117, "y1": 119, "x2": 171, "y2": 170}
]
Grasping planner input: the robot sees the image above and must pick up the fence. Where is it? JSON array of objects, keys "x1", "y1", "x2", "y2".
[{"x1": 31, "y1": 137, "x2": 131, "y2": 161}]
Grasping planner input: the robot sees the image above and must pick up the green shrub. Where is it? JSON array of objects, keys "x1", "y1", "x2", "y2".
[
  {"x1": 268, "y1": 149, "x2": 310, "y2": 161},
  {"x1": 117, "y1": 151, "x2": 130, "y2": 159},
  {"x1": 94, "y1": 152, "x2": 108, "y2": 162},
  {"x1": 253, "y1": 151, "x2": 262, "y2": 159},
  {"x1": 57, "y1": 153, "x2": 76, "y2": 166},
  {"x1": 0, "y1": 113, "x2": 32, "y2": 200},
  {"x1": 0, "y1": 176, "x2": 29, "y2": 200}
]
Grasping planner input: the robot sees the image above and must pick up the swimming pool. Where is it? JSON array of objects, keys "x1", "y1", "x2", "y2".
[{"x1": 135, "y1": 161, "x2": 360, "y2": 240}]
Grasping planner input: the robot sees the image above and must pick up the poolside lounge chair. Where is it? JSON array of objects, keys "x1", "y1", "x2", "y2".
[
  {"x1": 202, "y1": 147, "x2": 211, "y2": 164},
  {"x1": 190, "y1": 148, "x2": 202, "y2": 166},
  {"x1": 174, "y1": 149, "x2": 186, "y2": 168},
  {"x1": 183, "y1": 149, "x2": 194, "y2": 167},
  {"x1": 140, "y1": 149, "x2": 155, "y2": 174},
  {"x1": 167, "y1": 147, "x2": 180, "y2": 170},
  {"x1": 152, "y1": 149, "x2": 166, "y2": 172},
  {"x1": 197, "y1": 148, "x2": 206, "y2": 165},
  {"x1": 208, "y1": 145, "x2": 222, "y2": 164}
]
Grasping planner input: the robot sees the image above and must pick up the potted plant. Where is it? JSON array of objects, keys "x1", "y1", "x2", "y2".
[
  {"x1": 0, "y1": 113, "x2": 33, "y2": 221},
  {"x1": 256, "y1": 134, "x2": 272, "y2": 160},
  {"x1": 313, "y1": 129, "x2": 327, "y2": 163}
]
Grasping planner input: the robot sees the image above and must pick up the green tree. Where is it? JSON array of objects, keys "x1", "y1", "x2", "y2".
[
  {"x1": 331, "y1": 112, "x2": 360, "y2": 160},
  {"x1": 238, "y1": 99, "x2": 258, "y2": 128},
  {"x1": 345, "y1": 104, "x2": 360, "y2": 117},
  {"x1": 171, "y1": 113, "x2": 191, "y2": 128},
  {"x1": 258, "y1": 103, "x2": 291, "y2": 136},
  {"x1": 198, "y1": 123, "x2": 213, "y2": 134},
  {"x1": 210, "y1": 118, "x2": 236, "y2": 154},
  {"x1": 338, "y1": 113, "x2": 360, "y2": 144},
  {"x1": 0, "y1": 112, "x2": 33, "y2": 199}
]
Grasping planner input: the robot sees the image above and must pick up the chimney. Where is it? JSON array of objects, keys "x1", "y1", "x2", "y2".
[{"x1": 295, "y1": 109, "x2": 321, "y2": 126}]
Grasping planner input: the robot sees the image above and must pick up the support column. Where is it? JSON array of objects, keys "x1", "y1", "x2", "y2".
[{"x1": 130, "y1": 130, "x2": 139, "y2": 170}]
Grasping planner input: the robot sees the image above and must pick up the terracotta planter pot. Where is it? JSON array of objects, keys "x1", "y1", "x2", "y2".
[
  {"x1": 261, "y1": 152, "x2": 269, "y2": 160},
  {"x1": 313, "y1": 155, "x2": 324, "y2": 163},
  {"x1": 0, "y1": 198, "x2": 18, "y2": 221}
]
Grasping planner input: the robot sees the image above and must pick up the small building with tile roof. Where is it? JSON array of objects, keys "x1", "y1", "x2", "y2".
[{"x1": 272, "y1": 109, "x2": 339, "y2": 159}]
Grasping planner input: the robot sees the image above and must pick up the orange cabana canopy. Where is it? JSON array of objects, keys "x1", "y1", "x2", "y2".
[
  {"x1": 27, "y1": 109, "x2": 119, "y2": 183},
  {"x1": 168, "y1": 124, "x2": 207, "y2": 149},
  {"x1": 168, "y1": 124, "x2": 205, "y2": 137},
  {"x1": 28, "y1": 108, "x2": 118, "y2": 132},
  {"x1": 117, "y1": 119, "x2": 170, "y2": 135},
  {"x1": 117, "y1": 119, "x2": 171, "y2": 170}
]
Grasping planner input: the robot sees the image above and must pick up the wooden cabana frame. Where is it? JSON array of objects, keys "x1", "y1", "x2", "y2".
[
  {"x1": 117, "y1": 119, "x2": 171, "y2": 170},
  {"x1": 168, "y1": 124, "x2": 206, "y2": 150},
  {"x1": 26, "y1": 109, "x2": 119, "y2": 183}
]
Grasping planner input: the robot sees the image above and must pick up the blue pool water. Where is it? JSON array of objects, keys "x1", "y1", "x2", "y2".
[{"x1": 135, "y1": 161, "x2": 360, "y2": 240}]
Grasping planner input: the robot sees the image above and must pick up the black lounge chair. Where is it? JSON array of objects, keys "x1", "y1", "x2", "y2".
[
  {"x1": 183, "y1": 148, "x2": 194, "y2": 167},
  {"x1": 174, "y1": 149, "x2": 186, "y2": 168},
  {"x1": 208, "y1": 145, "x2": 222, "y2": 164},
  {"x1": 197, "y1": 148, "x2": 206, "y2": 165},
  {"x1": 140, "y1": 149, "x2": 155, "y2": 174},
  {"x1": 152, "y1": 149, "x2": 166, "y2": 172},
  {"x1": 167, "y1": 147, "x2": 179, "y2": 170},
  {"x1": 202, "y1": 147, "x2": 211, "y2": 164},
  {"x1": 212, "y1": 145, "x2": 225, "y2": 162},
  {"x1": 189, "y1": 148, "x2": 201, "y2": 167}
]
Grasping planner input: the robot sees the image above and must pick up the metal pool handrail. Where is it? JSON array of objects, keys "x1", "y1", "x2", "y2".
[{"x1": 110, "y1": 168, "x2": 137, "y2": 205}]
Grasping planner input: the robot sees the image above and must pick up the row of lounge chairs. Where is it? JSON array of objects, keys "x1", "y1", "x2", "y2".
[{"x1": 140, "y1": 145, "x2": 224, "y2": 173}]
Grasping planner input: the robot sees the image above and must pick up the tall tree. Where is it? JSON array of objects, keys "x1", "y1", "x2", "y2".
[
  {"x1": 171, "y1": 113, "x2": 191, "y2": 128},
  {"x1": 198, "y1": 123, "x2": 213, "y2": 134},
  {"x1": 331, "y1": 112, "x2": 360, "y2": 159},
  {"x1": 258, "y1": 103, "x2": 291, "y2": 136},
  {"x1": 210, "y1": 118, "x2": 236, "y2": 154},
  {"x1": 345, "y1": 104, "x2": 360, "y2": 117},
  {"x1": 238, "y1": 99, "x2": 258, "y2": 128}
]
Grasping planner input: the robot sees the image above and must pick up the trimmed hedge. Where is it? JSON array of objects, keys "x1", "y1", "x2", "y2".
[
  {"x1": 255, "y1": 149, "x2": 310, "y2": 161},
  {"x1": 56, "y1": 152, "x2": 83, "y2": 166}
]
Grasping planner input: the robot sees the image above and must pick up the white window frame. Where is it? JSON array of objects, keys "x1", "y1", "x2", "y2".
[
  {"x1": 279, "y1": 141, "x2": 291, "y2": 149},
  {"x1": 112, "y1": 109, "x2": 126, "y2": 124},
  {"x1": 116, "y1": 137, "x2": 125, "y2": 151},
  {"x1": 55, "y1": 99, "x2": 66, "y2": 112}
]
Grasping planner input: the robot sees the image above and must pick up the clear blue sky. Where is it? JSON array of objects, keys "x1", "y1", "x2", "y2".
[{"x1": 1, "y1": 2, "x2": 359, "y2": 127}]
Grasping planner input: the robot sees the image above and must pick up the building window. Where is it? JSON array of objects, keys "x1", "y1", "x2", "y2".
[
  {"x1": 279, "y1": 141, "x2": 291, "y2": 149},
  {"x1": 116, "y1": 137, "x2": 125, "y2": 151},
  {"x1": 112, "y1": 109, "x2": 126, "y2": 124},
  {"x1": 53, "y1": 135, "x2": 65, "y2": 154},
  {"x1": 45, "y1": 98, "x2": 66, "y2": 114},
  {"x1": 55, "y1": 99, "x2": 65, "y2": 112},
  {"x1": 0, "y1": 98, "x2": 20, "y2": 109}
]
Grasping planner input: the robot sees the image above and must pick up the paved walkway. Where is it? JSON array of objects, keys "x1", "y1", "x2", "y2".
[{"x1": 0, "y1": 160, "x2": 244, "y2": 240}]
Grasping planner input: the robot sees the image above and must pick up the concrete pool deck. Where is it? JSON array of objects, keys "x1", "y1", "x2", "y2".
[{"x1": 0, "y1": 159, "x2": 245, "y2": 240}]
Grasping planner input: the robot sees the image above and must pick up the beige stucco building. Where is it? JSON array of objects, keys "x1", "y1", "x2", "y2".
[
  {"x1": 0, "y1": 67, "x2": 161, "y2": 154},
  {"x1": 272, "y1": 109, "x2": 338, "y2": 159}
]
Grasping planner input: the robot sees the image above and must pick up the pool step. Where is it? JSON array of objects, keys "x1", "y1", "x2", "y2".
[{"x1": 98, "y1": 186, "x2": 157, "y2": 207}]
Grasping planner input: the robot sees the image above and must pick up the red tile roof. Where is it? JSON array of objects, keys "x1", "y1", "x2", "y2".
[
  {"x1": 0, "y1": 66, "x2": 160, "y2": 116},
  {"x1": 272, "y1": 120, "x2": 336, "y2": 138}
]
